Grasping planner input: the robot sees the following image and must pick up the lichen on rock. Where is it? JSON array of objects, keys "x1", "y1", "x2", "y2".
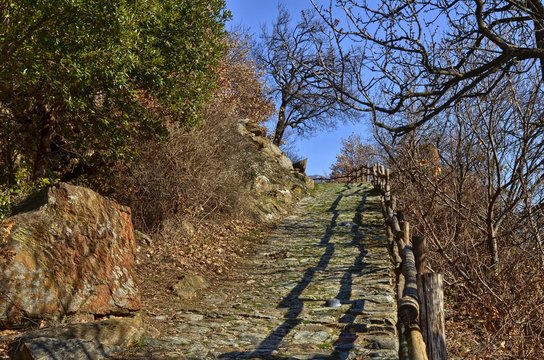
[{"x1": 0, "y1": 183, "x2": 140, "y2": 328}]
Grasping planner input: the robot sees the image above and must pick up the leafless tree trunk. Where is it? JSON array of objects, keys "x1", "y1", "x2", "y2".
[
  {"x1": 32, "y1": 102, "x2": 54, "y2": 181},
  {"x1": 272, "y1": 99, "x2": 287, "y2": 146},
  {"x1": 256, "y1": 4, "x2": 358, "y2": 146}
]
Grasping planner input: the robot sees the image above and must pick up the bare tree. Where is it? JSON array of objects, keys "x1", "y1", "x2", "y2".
[
  {"x1": 256, "y1": 4, "x2": 358, "y2": 146},
  {"x1": 455, "y1": 77, "x2": 544, "y2": 269},
  {"x1": 311, "y1": 0, "x2": 544, "y2": 134},
  {"x1": 378, "y1": 74, "x2": 544, "y2": 357},
  {"x1": 330, "y1": 133, "x2": 378, "y2": 180}
]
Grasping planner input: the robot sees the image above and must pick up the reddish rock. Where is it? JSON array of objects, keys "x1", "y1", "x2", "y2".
[{"x1": 0, "y1": 183, "x2": 140, "y2": 327}]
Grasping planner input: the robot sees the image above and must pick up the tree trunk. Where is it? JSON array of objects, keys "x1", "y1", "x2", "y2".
[
  {"x1": 32, "y1": 103, "x2": 54, "y2": 181},
  {"x1": 487, "y1": 225, "x2": 499, "y2": 271},
  {"x1": 485, "y1": 196, "x2": 500, "y2": 270},
  {"x1": 2, "y1": 140, "x2": 16, "y2": 186},
  {"x1": 272, "y1": 103, "x2": 287, "y2": 146},
  {"x1": 534, "y1": 20, "x2": 544, "y2": 79},
  {"x1": 529, "y1": 1, "x2": 544, "y2": 79}
]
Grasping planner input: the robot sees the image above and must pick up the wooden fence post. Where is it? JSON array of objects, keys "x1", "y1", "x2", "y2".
[
  {"x1": 380, "y1": 165, "x2": 386, "y2": 191},
  {"x1": 414, "y1": 235, "x2": 447, "y2": 359},
  {"x1": 417, "y1": 273, "x2": 447, "y2": 360}
]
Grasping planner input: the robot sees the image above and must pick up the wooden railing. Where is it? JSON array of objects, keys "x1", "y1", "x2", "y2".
[{"x1": 357, "y1": 164, "x2": 447, "y2": 360}]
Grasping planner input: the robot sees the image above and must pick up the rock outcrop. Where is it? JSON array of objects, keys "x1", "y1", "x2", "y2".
[
  {"x1": 236, "y1": 119, "x2": 315, "y2": 222},
  {"x1": 293, "y1": 158, "x2": 307, "y2": 174},
  {"x1": 0, "y1": 183, "x2": 140, "y2": 328}
]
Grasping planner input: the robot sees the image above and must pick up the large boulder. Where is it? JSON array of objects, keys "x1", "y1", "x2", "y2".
[
  {"x1": 252, "y1": 175, "x2": 272, "y2": 194},
  {"x1": 278, "y1": 154, "x2": 294, "y2": 171},
  {"x1": 0, "y1": 183, "x2": 140, "y2": 327}
]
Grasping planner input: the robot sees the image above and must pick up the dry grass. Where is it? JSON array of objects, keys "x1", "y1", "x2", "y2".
[{"x1": 388, "y1": 158, "x2": 544, "y2": 359}]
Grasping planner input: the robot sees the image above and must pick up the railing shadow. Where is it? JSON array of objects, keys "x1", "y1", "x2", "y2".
[
  {"x1": 220, "y1": 185, "x2": 369, "y2": 360},
  {"x1": 328, "y1": 190, "x2": 368, "y2": 360}
]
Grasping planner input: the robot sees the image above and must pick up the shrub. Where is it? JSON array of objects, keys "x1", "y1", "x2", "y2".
[{"x1": 109, "y1": 32, "x2": 275, "y2": 232}]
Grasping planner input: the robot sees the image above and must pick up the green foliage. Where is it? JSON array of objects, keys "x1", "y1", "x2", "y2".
[
  {"x1": 0, "y1": 167, "x2": 58, "y2": 219},
  {"x1": 0, "y1": 0, "x2": 229, "y2": 210},
  {"x1": 132, "y1": 0, "x2": 230, "y2": 125}
]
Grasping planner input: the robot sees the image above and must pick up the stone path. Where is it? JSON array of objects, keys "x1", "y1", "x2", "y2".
[{"x1": 123, "y1": 183, "x2": 398, "y2": 359}]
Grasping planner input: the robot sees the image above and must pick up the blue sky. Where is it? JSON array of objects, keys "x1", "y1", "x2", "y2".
[{"x1": 225, "y1": 0, "x2": 373, "y2": 176}]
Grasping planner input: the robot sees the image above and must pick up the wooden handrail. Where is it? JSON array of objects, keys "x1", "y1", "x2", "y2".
[{"x1": 351, "y1": 163, "x2": 447, "y2": 360}]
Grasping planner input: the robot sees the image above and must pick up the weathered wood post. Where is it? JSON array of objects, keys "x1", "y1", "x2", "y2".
[
  {"x1": 384, "y1": 167, "x2": 391, "y2": 200},
  {"x1": 379, "y1": 165, "x2": 385, "y2": 191},
  {"x1": 417, "y1": 273, "x2": 447, "y2": 360},
  {"x1": 415, "y1": 236, "x2": 447, "y2": 360}
]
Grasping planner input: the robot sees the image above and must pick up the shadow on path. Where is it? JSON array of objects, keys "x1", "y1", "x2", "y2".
[
  {"x1": 220, "y1": 185, "x2": 369, "y2": 360},
  {"x1": 328, "y1": 189, "x2": 367, "y2": 360}
]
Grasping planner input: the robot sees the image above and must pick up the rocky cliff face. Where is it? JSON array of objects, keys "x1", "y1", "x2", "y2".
[
  {"x1": 0, "y1": 183, "x2": 140, "y2": 327},
  {"x1": 236, "y1": 119, "x2": 314, "y2": 222}
]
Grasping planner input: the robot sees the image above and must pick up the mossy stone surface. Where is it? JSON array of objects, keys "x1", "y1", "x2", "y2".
[{"x1": 120, "y1": 183, "x2": 398, "y2": 359}]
